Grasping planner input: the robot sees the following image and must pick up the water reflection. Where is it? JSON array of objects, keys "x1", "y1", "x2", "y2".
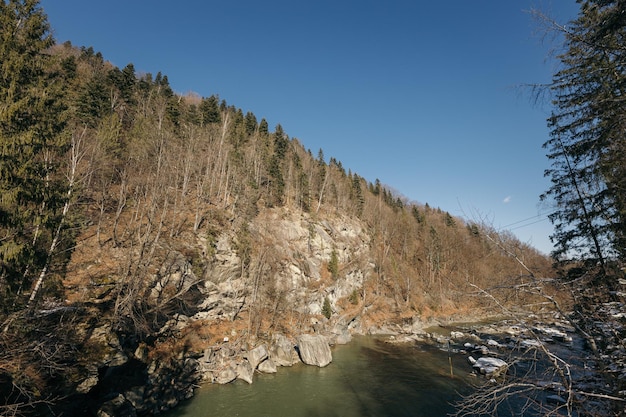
[{"x1": 168, "y1": 336, "x2": 474, "y2": 417}]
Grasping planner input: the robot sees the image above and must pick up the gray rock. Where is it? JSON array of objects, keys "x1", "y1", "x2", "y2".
[
  {"x1": 258, "y1": 358, "x2": 277, "y2": 374},
  {"x1": 236, "y1": 360, "x2": 254, "y2": 384},
  {"x1": 124, "y1": 386, "x2": 146, "y2": 412},
  {"x1": 296, "y1": 334, "x2": 332, "y2": 367},
  {"x1": 88, "y1": 325, "x2": 128, "y2": 367},
  {"x1": 215, "y1": 367, "x2": 237, "y2": 384},
  {"x1": 331, "y1": 322, "x2": 352, "y2": 345},
  {"x1": 333, "y1": 330, "x2": 352, "y2": 345},
  {"x1": 97, "y1": 394, "x2": 136, "y2": 417},
  {"x1": 76, "y1": 367, "x2": 98, "y2": 394},
  {"x1": 546, "y1": 394, "x2": 567, "y2": 405},
  {"x1": 245, "y1": 344, "x2": 268, "y2": 370},
  {"x1": 270, "y1": 334, "x2": 300, "y2": 366},
  {"x1": 472, "y1": 357, "x2": 508, "y2": 377}
]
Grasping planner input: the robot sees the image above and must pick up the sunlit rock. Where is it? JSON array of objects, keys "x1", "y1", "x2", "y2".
[
  {"x1": 270, "y1": 333, "x2": 300, "y2": 366},
  {"x1": 296, "y1": 334, "x2": 332, "y2": 367},
  {"x1": 258, "y1": 358, "x2": 278, "y2": 374},
  {"x1": 472, "y1": 357, "x2": 508, "y2": 377},
  {"x1": 245, "y1": 344, "x2": 269, "y2": 370}
]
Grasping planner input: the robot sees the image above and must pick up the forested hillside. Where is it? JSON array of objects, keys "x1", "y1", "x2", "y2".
[{"x1": 0, "y1": 1, "x2": 595, "y2": 416}]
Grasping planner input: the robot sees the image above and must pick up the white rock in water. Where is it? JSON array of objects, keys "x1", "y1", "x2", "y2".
[
  {"x1": 450, "y1": 331, "x2": 464, "y2": 339},
  {"x1": 487, "y1": 339, "x2": 501, "y2": 347},
  {"x1": 473, "y1": 357, "x2": 508, "y2": 376},
  {"x1": 521, "y1": 339, "x2": 542, "y2": 348}
]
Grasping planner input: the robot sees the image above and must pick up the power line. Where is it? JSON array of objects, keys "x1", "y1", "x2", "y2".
[
  {"x1": 500, "y1": 214, "x2": 546, "y2": 229},
  {"x1": 508, "y1": 217, "x2": 550, "y2": 231}
]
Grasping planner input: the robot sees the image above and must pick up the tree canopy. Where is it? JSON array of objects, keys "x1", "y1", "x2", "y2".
[{"x1": 542, "y1": 0, "x2": 626, "y2": 275}]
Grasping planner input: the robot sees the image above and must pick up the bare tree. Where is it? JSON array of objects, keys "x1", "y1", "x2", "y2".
[
  {"x1": 453, "y1": 221, "x2": 625, "y2": 416},
  {"x1": 28, "y1": 127, "x2": 88, "y2": 307}
]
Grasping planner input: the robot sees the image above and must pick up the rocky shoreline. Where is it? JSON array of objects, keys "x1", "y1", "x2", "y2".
[{"x1": 75, "y1": 303, "x2": 626, "y2": 417}]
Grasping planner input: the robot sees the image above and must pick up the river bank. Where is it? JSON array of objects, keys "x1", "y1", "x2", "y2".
[
  {"x1": 167, "y1": 335, "x2": 476, "y2": 417},
  {"x1": 172, "y1": 309, "x2": 622, "y2": 417}
]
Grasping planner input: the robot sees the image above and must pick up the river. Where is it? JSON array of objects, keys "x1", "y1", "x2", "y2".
[{"x1": 167, "y1": 336, "x2": 475, "y2": 417}]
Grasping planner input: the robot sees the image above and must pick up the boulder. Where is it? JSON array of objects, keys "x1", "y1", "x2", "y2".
[
  {"x1": 124, "y1": 386, "x2": 146, "y2": 413},
  {"x1": 215, "y1": 367, "x2": 237, "y2": 384},
  {"x1": 330, "y1": 322, "x2": 352, "y2": 345},
  {"x1": 245, "y1": 345, "x2": 268, "y2": 370},
  {"x1": 76, "y1": 366, "x2": 99, "y2": 394},
  {"x1": 236, "y1": 360, "x2": 254, "y2": 384},
  {"x1": 450, "y1": 331, "x2": 464, "y2": 340},
  {"x1": 296, "y1": 334, "x2": 332, "y2": 367},
  {"x1": 333, "y1": 330, "x2": 352, "y2": 345},
  {"x1": 472, "y1": 357, "x2": 508, "y2": 377},
  {"x1": 96, "y1": 394, "x2": 136, "y2": 417},
  {"x1": 521, "y1": 339, "x2": 542, "y2": 348},
  {"x1": 258, "y1": 358, "x2": 277, "y2": 374},
  {"x1": 270, "y1": 334, "x2": 300, "y2": 366}
]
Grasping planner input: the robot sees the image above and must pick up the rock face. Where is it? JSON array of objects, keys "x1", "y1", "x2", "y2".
[{"x1": 296, "y1": 334, "x2": 332, "y2": 367}]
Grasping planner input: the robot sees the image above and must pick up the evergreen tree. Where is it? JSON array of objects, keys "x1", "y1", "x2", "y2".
[
  {"x1": 107, "y1": 62, "x2": 137, "y2": 114},
  {"x1": 200, "y1": 95, "x2": 221, "y2": 125},
  {"x1": 322, "y1": 296, "x2": 332, "y2": 319},
  {"x1": 351, "y1": 175, "x2": 364, "y2": 216},
  {"x1": 268, "y1": 124, "x2": 288, "y2": 205},
  {"x1": 0, "y1": 0, "x2": 69, "y2": 307},
  {"x1": 542, "y1": 0, "x2": 626, "y2": 269},
  {"x1": 327, "y1": 249, "x2": 339, "y2": 279},
  {"x1": 77, "y1": 72, "x2": 110, "y2": 126},
  {"x1": 244, "y1": 111, "x2": 257, "y2": 136},
  {"x1": 444, "y1": 212, "x2": 456, "y2": 227},
  {"x1": 258, "y1": 118, "x2": 269, "y2": 136}
]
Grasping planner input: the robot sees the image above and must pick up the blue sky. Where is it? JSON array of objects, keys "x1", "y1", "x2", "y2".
[{"x1": 40, "y1": 1, "x2": 581, "y2": 254}]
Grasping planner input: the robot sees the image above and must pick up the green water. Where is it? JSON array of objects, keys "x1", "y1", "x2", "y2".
[{"x1": 169, "y1": 336, "x2": 474, "y2": 417}]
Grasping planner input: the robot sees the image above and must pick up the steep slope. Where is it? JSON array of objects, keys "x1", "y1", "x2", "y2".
[{"x1": 0, "y1": 36, "x2": 556, "y2": 416}]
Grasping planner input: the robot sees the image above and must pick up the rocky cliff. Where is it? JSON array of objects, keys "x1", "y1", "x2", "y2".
[{"x1": 43, "y1": 206, "x2": 379, "y2": 415}]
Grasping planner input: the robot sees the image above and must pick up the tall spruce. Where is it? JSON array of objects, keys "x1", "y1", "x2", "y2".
[
  {"x1": 0, "y1": 0, "x2": 68, "y2": 308},
  {"x1": 542, "y1": 0, "x2": 626, "y2": 272},
  {"x1": 268, "y1": 124, "x2": 288, "y2": 205}
]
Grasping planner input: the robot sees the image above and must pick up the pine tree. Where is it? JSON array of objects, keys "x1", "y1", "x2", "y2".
[
  {"x1": 268, "y1": 124, "x2": 288, "y2": 205},
  {"x1": 542, "y1": 0, "x2": 626, "y2": 270},
  {"x1": 258, "y1": 118, "x2": 269, "y2": 136},
  {"x1": 351, "y1": 175, "x2": 364, "y2": 216},
  {"x1": 200, "y1": 95, "x2": 221, "y2": 125},
  {"x1": 244, "y1": 111, "x2": 257, "y2": 136},
  {"x1": 0, "y1": 0, "x2": 69, "y2": 308},
  {"x1": 328, "y1": 249, "x2": 339, "y2": 279},
  {"x1": 322, "y1": 296, "x2": 332, "y2": 319}
]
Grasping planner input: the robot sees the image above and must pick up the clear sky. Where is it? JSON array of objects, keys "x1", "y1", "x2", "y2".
[{"x1": 40, "y1": 0, "x2": 581, "y2": 255}]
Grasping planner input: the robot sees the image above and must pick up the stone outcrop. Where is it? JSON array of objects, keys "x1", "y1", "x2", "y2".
[
  {"x1": 296, "y1": 334, "x2": 332, "y2": 367},
  {"x1": 55, "y1": 207, "x2": 376, "y2": 416}
]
